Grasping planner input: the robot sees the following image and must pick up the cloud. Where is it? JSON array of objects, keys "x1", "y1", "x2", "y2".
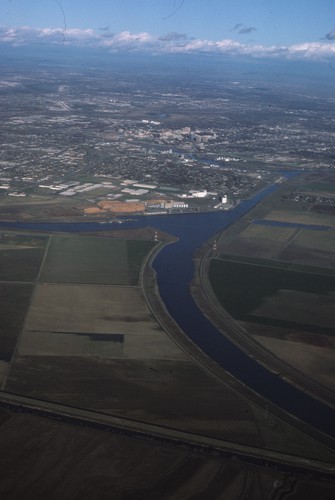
[
  {"x1": 99, "y1": 31, "x2": 156, "y2": 51},
  {"x1": 238, "y1": 26, "x2": 257, "y2": 34},
  {"x1": 233, "y1": 24, "x2": 257, "y2": 35},
  {"x1": 0, "y1": 25, "x2": 334, "y2": 61},
  {"x1": 288, "y1": 41, "x2": 335, "y2": 58},
  {"x1": 159, "y1": 32, "x2": 188, "y2": 41},
  {"x1": 0, "y1": 26, "x2": 97, "y2": 46},
  {"x1": 325, "y1": 29, "x2": 335, "y2": 41}
]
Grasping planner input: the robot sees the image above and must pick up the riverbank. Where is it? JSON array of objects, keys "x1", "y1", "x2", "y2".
[
  {"x1": 142, "y1": 239, "x2": 335, "y2": 457},
  {"x1": 1, "y1": 178, "x2": 335, "y2": 440}
]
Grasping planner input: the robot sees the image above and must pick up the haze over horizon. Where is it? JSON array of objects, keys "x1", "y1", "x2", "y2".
[{"x1": 1, "y1": 0, "x2": 335, "y2": 62}]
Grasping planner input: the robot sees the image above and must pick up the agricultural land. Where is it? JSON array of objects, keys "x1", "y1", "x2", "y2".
[
  {"x1": 200, "y1": 172, "x2": 335, "y2": 407},
  {"x1": 0, "y1": 180, "x2": 335, "y2": 497},
  {"x1": 1, "y1": 52, "x2": 335, "y2": 498}
]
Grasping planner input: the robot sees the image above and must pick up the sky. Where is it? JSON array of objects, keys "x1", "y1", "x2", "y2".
[{"x1": 1, "y1": 0, "x2": 335, "y2": 61}]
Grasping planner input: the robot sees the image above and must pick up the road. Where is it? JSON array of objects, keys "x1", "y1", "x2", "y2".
[{"x1": 1, "y1": 391, "x2": 334, "y2": 476}]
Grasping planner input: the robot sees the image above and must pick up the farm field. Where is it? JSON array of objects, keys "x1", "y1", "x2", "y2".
[
  {"x1": 1, "y1": 229, "x2": 333, "y2": 461},
  {"x1": 0, "y1": 230, "x2": 158, "y2": 390},
  {"x1": 279, "y1": 229, "x2": 335, "y2": 268},
  {"x1": 18, "y1": 284, "x2": 185, "y2": 359},
  {"x1": 209, "y1": 258, "x2": 335, "y2": 329},
  {"x1": 39, "y1": 235, "x2": 155, "y2": 285},
  {"x1": 1, "y1": 410, "x2": 335, "y2": 500},
  {"x1": 218, "y1": 224, "x2": 297, "y2": 260},
  {"x1": 251, "y1": 331, "x2": 335, "y2": 391},
  {"x1": 217, "y1": 221, "x2": 335, "y2": 269},
  {"x1": 208, "y1": 173, "x2": 335, "y2": 397},
  {"x1": 0, "y1": 284, "x2": 33, "y2": 360},
  {"x1": 209, "y1": 256, "x2": 335, "y2": 393},
  {"x1": 285, "y1": 228, "x2": 335, "y2": 253},
  {"x1": 0, "y1": 232, "x2": 47, "y2": 281},
  {"x1": 7, "y1": 353, "x2": 335, "y2": 460},
  {"x1": 0, "y1": 195, "x2": 87, "y2": 221},
  {"x1": 0, "y1": 283, "x2": 33, "y2": 386},
  {"x1": 6, "y1": 280, "x2": 268, "y2": 446},
  {"x1": 263, "y1": 209, "x2": 335, "y2": 226}
]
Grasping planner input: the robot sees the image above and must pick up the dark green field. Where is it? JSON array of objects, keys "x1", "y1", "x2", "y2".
[
  {"x1": 209, "y1": 258, "x2": 335, "y2": 333},
  {"x1": 0, "y1": 233, "x2": 47, "y2": 282},
  {"x1": 0, "y1": 284, "x2": 33, "y2": 362},
  {"x1": 39, "y1": 235, "x2": 155, "y2": 285}
]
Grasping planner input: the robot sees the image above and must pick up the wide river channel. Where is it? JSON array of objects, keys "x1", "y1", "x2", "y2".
[{"x1": 1, "y1": 180, "x2": 335, "y2": 439}]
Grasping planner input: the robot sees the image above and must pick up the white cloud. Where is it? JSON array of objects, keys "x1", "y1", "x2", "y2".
[
  {"x1": 100, "y1": 30, "x2": 155, "y2": 50},
  {"x1": 289, "y1": 42, "x2": 335, "y2": 58},
  {"x1": 0, "y1": 25, "x2": 98, "y2": 46},
  {"x1": 0, "y1": 25, "x2": 334, "y2": 60},
  {"x1": 159, "y1": 32, "x2": 188, "y2": 41}
]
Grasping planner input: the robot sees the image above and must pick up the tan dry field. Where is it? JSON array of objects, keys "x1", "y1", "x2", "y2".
[
  {"x1": 2, "y1": 224, "x2": 335, "y2": 462},
  {"x1": 10, "y1": 283, "x2": 263, "y2": 444},
  {"x1": 84, "y1": 199, "x2": 169, "y2": 215},
  {"x1": 237, "y1": 224, "x2": 295, "y2": 241},
  {"x1": 19, "y1": 284, "x2": 186, "y2": 361},
  {"x1": 209, "y1": 179, "x2": 335, "y2": 402},
  {"x1": 218, "y1": 224, "x2": 296, "y2": 259},
  {"x1": 289, "y1": 229, "x2": 335, "y2": 252},
  {"x1": 264, "y1": 209, "x2": 335, "y2": 226},
  {"x1": 210, "y1": 259, "x2": 335, "y2": 397},
  {"x1": 251, "y1": 289, "x2": 335, "y2": 330},
  {"x1": 0, "y1": 197, "x2": 85, "y2": 221},
  {"x1": 279, "y1": 229, "x2": 335, "y2": 268},
  {"x1": 252, "y1": 333, "x2": 335, "y2": 392},
  {"x1": 7, "y1": 284, "x2": 335, "y2": 458},
  {"x1": 96, "y1": 200, "x2": 145, "y2": 213},
  {"x1": 245, "y1": 289, "x2": 335, "y2": 392}
]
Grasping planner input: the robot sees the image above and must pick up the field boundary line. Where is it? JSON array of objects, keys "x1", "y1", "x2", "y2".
[{"x1": 1, "y1": 235, "x2": 51, "y2": 391}]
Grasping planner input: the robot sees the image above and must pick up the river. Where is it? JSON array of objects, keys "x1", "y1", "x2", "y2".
[{"x1": 1, "y1": 179, "x2": 335, "y2": 439}]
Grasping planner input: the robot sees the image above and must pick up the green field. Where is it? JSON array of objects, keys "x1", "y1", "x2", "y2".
[
  {"x1": 206, "y1": 173, "x2": 335, "y2": 398},
  {"x1": 0, "y1": 233, "x2": 47, "y2": 282},
  {"x1": 236, "y1": 224, "x2": 295, "y2": 241},
  {"x1": 0, "y1": 283, "x2": 33, "y2": 362},
  {"x1": 39, "y1": 235, "x2": 155, "y2": 285},
  {"x1": 218, "y1": 223, "x2": 296, "y2": 260},
  {"x1": 209, "y1": 258, "x2": 335, "y2": 332},
  {"x1": 289, "y1": 229, "x2": 335, "y2": 252},
  {"x1": 217, "y1": 217, "x2": 335, "y2": 269},
  {"x1": 278, "y1": 229, "x2": 335, "y2": 267},
  {"x1": 1, "y1": 228, "x2": 334, "y2": 462},
  {"x1": 264, "y1": 209, "x2": 335, "y2": 226}
]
